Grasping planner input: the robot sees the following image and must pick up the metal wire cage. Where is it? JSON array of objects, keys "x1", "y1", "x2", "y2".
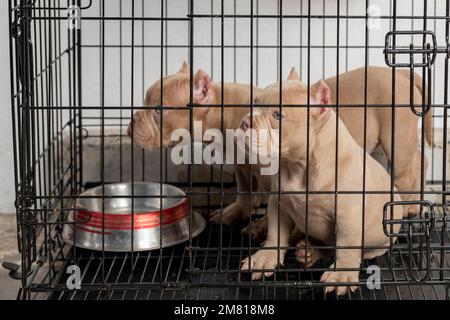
[{"x1": 7, "y1": 0, "x2": 450, "y2": 300}]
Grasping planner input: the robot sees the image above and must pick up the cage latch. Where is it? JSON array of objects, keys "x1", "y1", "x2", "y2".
[
  {"x1": 384, "y1": 30, "x2": 436, "y2": 117},
  {"x1": 15, "y1": 184, "x2": 33, "y2": 210},
  {"x1": 383, "y1": 200, "x2": 435, "y2": 237},
  {"x1": 384, "y1": 30, "x2": 437, "y2": 68},
  {"x1": 383, "y1": 200, "x2": 435, "y2": 281}
]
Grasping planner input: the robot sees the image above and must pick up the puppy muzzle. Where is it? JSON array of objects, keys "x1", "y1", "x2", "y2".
[
  {"x1": 240, "y1": 111, "x2": 261, "y2": 132},
  {"x1": 128, "y1": 112, "x2": 163, "y2": 149}
]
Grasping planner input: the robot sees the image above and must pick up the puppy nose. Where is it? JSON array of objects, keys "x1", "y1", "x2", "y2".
[{"x1": 242, "y1": 118, "x2": 251, "y2": 132}]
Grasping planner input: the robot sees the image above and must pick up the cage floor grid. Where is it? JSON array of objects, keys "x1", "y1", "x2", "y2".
[{"x1": 46, "y1": 216, "x2": 450, "y2": 301}]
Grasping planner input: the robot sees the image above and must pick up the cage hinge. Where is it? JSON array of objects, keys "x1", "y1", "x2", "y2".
[
  {"x1": 14, "y1": 190, "x2": 33, "y2": 211},
  {"x1": 10, "y1": 18, "x2": 19, "y2": 40},
  {"x1": 15, "y1": 183, "x2": 34, "y2": 213},
  {"x1": 384, "y1": 30, "x2": 437, "y2": 68},
  {"x1": 383, "y1": 200, "x2": 435, "y2": 282},
  {"x1": 1, "y1": 262, "x2": 33, "y2": 280},
  {"x1": 15, "y1": 183, "x2": 41, "y2": 227}
]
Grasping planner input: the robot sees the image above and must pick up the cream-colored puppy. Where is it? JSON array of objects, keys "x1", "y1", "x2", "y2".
[
  {"x1": 129, "y1": 62, "x2": 263, "y2": 224},
  {"x1": 240, "y1": 79, "x2": 402, "y2": 295},
  {"x1": 129, "y1": 62, "x2": 260, "y2": 149},
  {"x1": 322, "y1": 67, "x2": 431, "y2": 215},
  {"x1": 242, "y1": 66, "x2": 430, "y2": 242}
]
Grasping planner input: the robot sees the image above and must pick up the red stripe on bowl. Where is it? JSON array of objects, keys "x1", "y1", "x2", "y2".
[{"x1": 76, "y1": 198, "x2": 189, "y2": 231}]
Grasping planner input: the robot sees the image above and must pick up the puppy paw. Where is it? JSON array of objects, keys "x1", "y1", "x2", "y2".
[
  {"x1": 209, "y1": 202, "x2": 244, "y2": 225},
  {"x1": 241, "y1": 249, "x2": 284, "y2": 280},
  {"x1": 295, "y1": 239, "x2": 320, "y2": 268},
  {"x1": 241, "y1": 216, "x2": 268, "y2": 243},
  {"x1": 320, "y1": 266, "x2": 359, "y2": 296}
]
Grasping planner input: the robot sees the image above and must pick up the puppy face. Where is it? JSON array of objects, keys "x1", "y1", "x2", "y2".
[
  {"x1": 241, "y1": 75, "x2": 331, "y2": 162},
  {"x1": 128, "y1": 62, "x2": 214, "y2": 149}
]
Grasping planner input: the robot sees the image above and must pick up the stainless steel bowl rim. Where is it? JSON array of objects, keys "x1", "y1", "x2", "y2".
[
  {"x1": 76, "y1": 182, "x2": 187, "y2": 214},
  {"x1": 71, "y1": 182, "x2": 206, "y2": 252}
]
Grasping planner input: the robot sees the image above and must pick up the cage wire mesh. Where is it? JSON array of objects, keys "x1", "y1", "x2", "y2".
[{"x1": 7, "y1": 0, "x2": 450, "y2": 300}]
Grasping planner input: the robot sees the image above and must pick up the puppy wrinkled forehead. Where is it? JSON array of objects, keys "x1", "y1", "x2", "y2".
[
  {"x1": 146, "y1": 75, "x2": 190, "y2": 106},
  {"x1": 256, "y1": 81, "x2": 309, "y2": 106},
  {"x1": 243, "y1": 110, "x2": 262, "y2": 119}
]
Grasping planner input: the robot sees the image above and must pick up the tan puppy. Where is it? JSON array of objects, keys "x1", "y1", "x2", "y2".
[
  {"x1": 129, "y1": 62, "x2": 263, "y2": 224},
  {"x1": 242, "y1": 66, "x2": 430, "y2": 242},
  {"x1": 322, "y1": 67, "x2": 431, "y2": 214},
  {"x1": 240, "y1": 79, "x2": 402, "y2": 295},
  {"x1": 129, "y1": 62, "x2": 260, "y2": 148}
]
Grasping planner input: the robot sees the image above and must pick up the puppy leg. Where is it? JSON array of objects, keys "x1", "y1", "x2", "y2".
[
  {"x1": 241, "y1": 215, "x2": 268, "y2": 244},
  {"x1": 397, "y1": 149, "x2": 427, "y2": 216},
  {"x1": 242, "y1": 208, "x2": 303, "y2": 244},
  {"x1": 320, "y1": 204, "x2": 361, "y2": 296},
  {"x1": 241, "y1": 195, "x2": 293, "y2": 280},
  {"x1": 380, "y1": 115, "x2": 426, "y2": 217},
  {"x1": 288, "y1": 229, "x2": 323, "y2": 267},
  {"x1": 384, "y1": 145, "x2": 426, "y2": 217},
  {"x1": 210, "y1": 165, "x2": 260, "y2": 225},
  {"x1": 295, "y1": 237, "x2": 329, "y2": 268}
]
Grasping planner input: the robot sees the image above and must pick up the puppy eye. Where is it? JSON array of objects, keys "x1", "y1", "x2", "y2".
[
  {"x1": 154, "y1": 108, "x2": 162, "y2": 115},
  {"x1": 272, "y1": 111, "x2": 284, "y2": 120}
]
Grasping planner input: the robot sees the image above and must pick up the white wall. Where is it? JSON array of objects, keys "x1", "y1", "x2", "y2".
[
  {"x1": 79, "y1": 0, "x2": 448, "y2": 128},
  {"x1": 0, "y1": 1, "x2": 15, "y2": 214}
]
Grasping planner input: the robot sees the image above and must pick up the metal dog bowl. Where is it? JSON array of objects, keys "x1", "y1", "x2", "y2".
[{"x1": 74, "y1": 182, "x2": 206, "y2": 252}]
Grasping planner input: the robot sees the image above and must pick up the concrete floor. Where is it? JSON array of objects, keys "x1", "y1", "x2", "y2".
[{"x1": 0, "y1": 214, "x2": 20, "y2": 300}]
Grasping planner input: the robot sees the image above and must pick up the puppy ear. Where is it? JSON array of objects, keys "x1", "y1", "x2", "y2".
[
  {"x1": 193, "y1": 69, "x2": 214, "y2": 105},
  {"x1": 144, "y1": 86, "x2": 154, "y2": 106},
  {"x1": 287, "y1": 67, "x2": 300, "y2": 81},
  {"x1": 311, "y1": 80, "x2": 331, "y2": 105},
  {"x1": 178, "y1": 61, "x2": 190, "y2": 74},
  {"x1": 310, "y1": 80, "x2": 331, "y2": 121}
]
